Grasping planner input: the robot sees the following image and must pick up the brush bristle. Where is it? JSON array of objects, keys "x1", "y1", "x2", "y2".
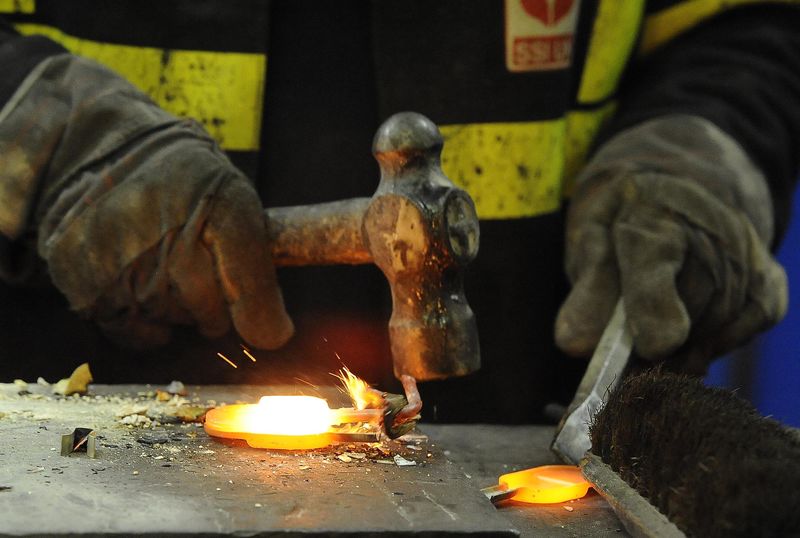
[{"x1": 590, "y1": 370, "x2": 800, "y2": 537}]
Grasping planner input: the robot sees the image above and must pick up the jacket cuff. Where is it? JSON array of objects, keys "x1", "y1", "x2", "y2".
[{"x1": 0, "y1": 31, "x2": 66, "y2": 109}]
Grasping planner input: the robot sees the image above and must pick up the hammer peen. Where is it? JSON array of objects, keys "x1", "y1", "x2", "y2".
[{"x1": 263, "y1": 112, "x2": 480, "y2": 381}]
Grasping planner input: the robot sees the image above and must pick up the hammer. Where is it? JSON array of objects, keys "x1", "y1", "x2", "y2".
[{"x1": 263, "y1": 112, "x2": 481, "y2": 382}]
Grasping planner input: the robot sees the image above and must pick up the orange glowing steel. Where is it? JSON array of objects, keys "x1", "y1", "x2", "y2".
[
  {"x1": 250, "y1": 396, "x2": 331, "y2": 435},
  {"x1": 205, "y1": 367, "x2": 386, "y2": 450},
  {"x1": 499, "y1": 465, "x2": 590, "y2": 504},
  {"x1": 204, "y1": 396, "x2": 335, "y2": 449}
]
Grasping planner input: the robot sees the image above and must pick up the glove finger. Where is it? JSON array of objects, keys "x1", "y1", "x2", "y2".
[
  {"x1": 614, "y1": 207, "x2": 691, "y2": 360},
  {"x1": 203, "y1": 177, "x2": 294, "y2": 349},
  {"x1": 555, "y1": 221, "x2": 620, "y2": 356},
  {"x1": 680, "y1": 225, "x2": 788, "y2": 372},
  {"x1": 168, "y1": 197, "x2": 231, "y2": 340},
  {"x1": 557, "y1": 173, "x2": 630, "y2": 356}
]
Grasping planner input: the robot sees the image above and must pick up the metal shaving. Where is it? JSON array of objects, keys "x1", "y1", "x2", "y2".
[{"x1": 393, "y1": 455, "x2": 416, "y2": 466}]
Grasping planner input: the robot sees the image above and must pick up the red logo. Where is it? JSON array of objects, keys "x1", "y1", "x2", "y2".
[{"x1": 520, "y1": 0, "x2": 575, "y2": 26}]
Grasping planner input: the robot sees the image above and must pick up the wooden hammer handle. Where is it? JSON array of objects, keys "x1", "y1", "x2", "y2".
[{"x1": 264, "y1": 197, "x2": 372, "y2": 266}]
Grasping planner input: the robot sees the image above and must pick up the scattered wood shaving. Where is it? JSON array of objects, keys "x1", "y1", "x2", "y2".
[
  {"x1": 166, "y1": 380, "x2": 187, "y2": 395},
  {"x1": 337, "y1": 454, "x2": 353, "y2": 463},
  {"x1": 120, "y1": 415, "x2": 151, "y2": 427},
  {"x1": 52, "y1": 363, "x2": 93, "y2": 396},
  {"x1": 116, "y1": 404, "x2": 150, "y2": 418},
  {"x1": 563, "y1": 506, "x2": 574, "y2": 512},
  {"x1": 168, "y1": 405, "x2": 209, "y2": 423}
]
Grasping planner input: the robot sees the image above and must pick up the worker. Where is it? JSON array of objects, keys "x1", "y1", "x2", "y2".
[{"x1": 0, "y1": 2, "x2": 798, "y2": 423}]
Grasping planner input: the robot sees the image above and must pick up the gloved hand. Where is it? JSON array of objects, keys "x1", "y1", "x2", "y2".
[
  {"x1": 0, "y1": 53, "x2": 294, "y2": 349},
  {"x1": 555, "y1": 115, "x2": 788, "y2": 373}
]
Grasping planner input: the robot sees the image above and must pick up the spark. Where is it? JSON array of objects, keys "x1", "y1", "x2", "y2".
[
  {"x1": 333, "y1": 366, "x2": 383, "y2": 410},
  {"x1": 217, "y1": 352, "x2": 238, "y2": 369},
  {"x1": 334, "y1": 352, "x2": 342, "y2": 361},
  {"x1": 240, "y1": 345, "x2": 257, "y2": 362},
  {"x1": 293, "y1": 377, "x2": 319, "y2": 389}
]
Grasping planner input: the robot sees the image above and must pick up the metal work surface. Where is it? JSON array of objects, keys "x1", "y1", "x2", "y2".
[
  {"x1": 0, "y1": 383, "x2": 625, "y2": 536},
  {"x1": 423, "y1": 425, "x2": 627, "y2": 537}
]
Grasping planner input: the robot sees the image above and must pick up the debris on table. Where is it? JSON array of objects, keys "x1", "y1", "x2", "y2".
[
  {"x1": 52, "y1": 363, "x2": 93, "y2": 396},
  {"x1": 165, "y1": 380, "x2": 187, "y2": 396},
  {"x1": 393, "y1": 454, "x2": 417, "y2": 467},
  {"x1": 60, "y1": 428, "x2": 97, "y2": 458},
  {"x1": 116, "y1": 404, "x2": 150, "y2": 418},
  {"x1": 120, "y1": 414, "x2": 152, "y2": 427},
  {"x1": 0, "y1": 381, "x2": 430, "y2": 478},
  {"x1": 164, "y1": 405, "x2": 209, "y2": 423}
]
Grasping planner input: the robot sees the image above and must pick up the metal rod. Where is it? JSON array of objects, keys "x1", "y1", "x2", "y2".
[
  {"x1": 266, "y1": 198, "x2": 372, "y2": 266},
  {"x1": 327, "y1": 432, "x2": 381, "y2": 443},
  {"x1": 330, "y1": 407, "x2": 383, "y2": 425}
]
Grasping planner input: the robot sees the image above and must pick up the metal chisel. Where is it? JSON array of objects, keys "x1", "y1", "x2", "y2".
[{"x1": 551, "y1": 298, "x2": 633, "y2": 465}]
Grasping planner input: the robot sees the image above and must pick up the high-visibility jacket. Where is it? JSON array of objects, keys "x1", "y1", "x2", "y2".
[{"x1": 1, "y1": 1, "x2": 799, "y2": 422}]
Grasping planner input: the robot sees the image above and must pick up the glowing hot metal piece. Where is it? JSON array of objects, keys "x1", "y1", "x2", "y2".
[
  {"x1": 205, "y1": 396, "x2": 333, "y2": 449},
  {"x1": 204, "y1": 395, "x2": 382, "y2": 450},
  {"x1": 482, "y1": 465, "x2": 591, "y2": 504},
  {"x1": 248, "y1": 396, "x2": 331, "y2": 435}
]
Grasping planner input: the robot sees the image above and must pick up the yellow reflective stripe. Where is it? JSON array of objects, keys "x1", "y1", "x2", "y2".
[
  {"x1": 562, "y1": 103, "x2": 617, "y2": 197},
  {"x1": 577, "y1": 0, "x2": 645, "y2": 104},
  {"x1": 440, "y1": 121, "x2": 565, "y2": 220},
  {"x1": 641, "y1": 0, "x2": 800, "y2": 55},
  {"x1": 0, "y1": 0, "x2": 34, "y2": 14},
  {"x1": 13, "y1": 23, "x2": 266, "y2": 152}
]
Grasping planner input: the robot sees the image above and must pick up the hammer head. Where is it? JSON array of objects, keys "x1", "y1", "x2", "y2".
[{"x1": 364, "y1": 112, "x2": 480, "y2": 381}]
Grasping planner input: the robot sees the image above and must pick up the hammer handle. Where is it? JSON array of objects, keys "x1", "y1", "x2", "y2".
[{"x1": 264, "y1": 198, "x2": 372, "y2": 266}]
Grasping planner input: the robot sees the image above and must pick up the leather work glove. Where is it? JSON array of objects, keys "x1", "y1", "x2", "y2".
[
  {"x1": 555, "y1": 115, "x2": 788, "y2": 373},
  {"x1": 0, "y1": 54, "x2": 294, "y2": 349}
]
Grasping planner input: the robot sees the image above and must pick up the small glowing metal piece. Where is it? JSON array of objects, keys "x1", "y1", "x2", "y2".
[
  {"x1": 501, "y1": 465, "x2": 590, "y2": 504},
  {"x1": 483, "y1": 465, "x2": 591, "y2": 504}
]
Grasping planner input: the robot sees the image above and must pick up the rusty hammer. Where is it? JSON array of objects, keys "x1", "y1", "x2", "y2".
[{"x1": 264, "y1": 112, "x2": 480, "y2": 381}]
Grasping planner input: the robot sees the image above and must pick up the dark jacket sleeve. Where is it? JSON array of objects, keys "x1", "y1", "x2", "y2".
[
  {"x1": 0, "y1": 17, "x2": 66, "y2": 109},
  {"x1": 601, "y1": 5, "x2": 800, "y2": 243},
  {"x1": 0, "y1": 18, "x2": 67, "y2": 283}
]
